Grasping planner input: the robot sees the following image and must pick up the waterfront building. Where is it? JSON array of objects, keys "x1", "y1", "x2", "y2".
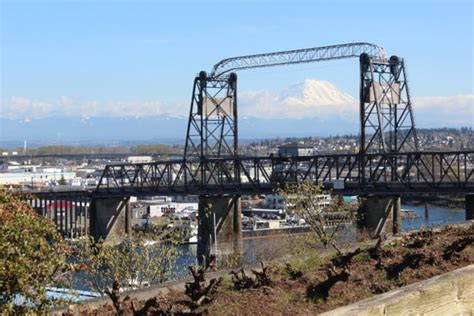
[{"x1": 278, "y1": 142, "x2": 314, "y2": 157}]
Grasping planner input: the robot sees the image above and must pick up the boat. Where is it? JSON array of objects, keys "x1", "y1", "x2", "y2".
[{"x1": 401, "y1": 208, "x2": 422, "y2": 219}]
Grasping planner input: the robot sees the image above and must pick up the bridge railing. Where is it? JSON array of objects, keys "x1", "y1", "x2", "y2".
[{"x1": 96, "y1": 150, "x2": 474, "y2": 195}]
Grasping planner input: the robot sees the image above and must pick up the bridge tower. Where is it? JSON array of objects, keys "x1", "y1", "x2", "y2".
[
  {"x1": 359, "y1": 53, "x2": 419, "y2": 154},
  {"x1": 184, "y1": 71, "x2": 242, "y2": 263},
  {"x1": 358, "y1": 53, "x2": 419, "y2": 237},
  {"x1": 184, "y1": 71, "x2": 238, "y2": 160}
]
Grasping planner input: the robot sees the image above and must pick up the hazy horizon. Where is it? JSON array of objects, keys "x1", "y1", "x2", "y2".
[{"x1": 1, "y1": 1, "x2": 472, "y2": 144}]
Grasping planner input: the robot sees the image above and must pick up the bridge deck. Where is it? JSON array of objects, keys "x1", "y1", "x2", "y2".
[
  {"x1": 93, "y1": 150, "x2": 474, "y2": 196},
  {"x1": 15, "y1": 150, "x2": 473, "y2": 238},
  {"x1": 16, "y1": 150, "x2": 474, "y2": 198}
]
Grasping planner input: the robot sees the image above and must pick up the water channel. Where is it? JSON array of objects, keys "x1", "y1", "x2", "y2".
[
  {"x1": 72, "y1": 204, "x2": 467, "y2": 294},
  {"x1": 165, "y1": 204, "x2": 467, "y2": 278}
]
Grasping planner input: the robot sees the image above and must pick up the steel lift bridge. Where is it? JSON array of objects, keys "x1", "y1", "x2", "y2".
[
  {"x1": 185, "y1": 42, "x2": 415, "y2": 160},
  {"x1": 97, "y1": 42, "x2": 472, "y2": 196},
  {"x1": 25, "y1": 43, "x2": 474, "y2": 244}
]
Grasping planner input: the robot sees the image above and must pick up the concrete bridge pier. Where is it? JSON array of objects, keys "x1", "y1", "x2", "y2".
[
  {"x1": 466, "y1": 194, "x2": 474, "y2": 221},
  {"x1": 90, "y1": 197, "x2": 131, "y2": 244},
  {"x1": 197, "y1": 195, "x2": 243, "y2": 265},
  {"x1": 358, "y1": 195, "x2": 401, "y2": 238}
]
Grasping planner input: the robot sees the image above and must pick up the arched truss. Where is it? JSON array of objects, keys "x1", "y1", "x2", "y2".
[{"x1": 211, "y1": 42, "x2": 387, "y2": 77}]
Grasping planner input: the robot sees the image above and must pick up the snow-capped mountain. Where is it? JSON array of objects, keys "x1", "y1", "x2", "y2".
[
  {"x1": 2, "y1": 79, "x2": 468, "y2": 145},
  {"x1": 279, "y1": 79, "x2": 355, "y2": 107},
  {"x1": 240, "y1": 79, "x2": 357, "y2": 119}
]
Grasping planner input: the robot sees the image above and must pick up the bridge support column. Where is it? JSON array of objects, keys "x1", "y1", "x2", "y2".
[
  {"x1": 466, "y1": 194, "x2": 474, "y2": 221},
  {"x1": 90, "y1": 197, "x2": 131, "y2": 244},
  {"x1": 197, "y1": 195, "x2": 242, "y2": 265},
  {"x1": 358, "y1": 195, "x2": 401, "y2": 238}
]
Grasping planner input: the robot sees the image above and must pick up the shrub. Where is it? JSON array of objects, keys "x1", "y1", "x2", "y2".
[{"x1": 0, "y1": 187, "x2": 71, "y2": 313}]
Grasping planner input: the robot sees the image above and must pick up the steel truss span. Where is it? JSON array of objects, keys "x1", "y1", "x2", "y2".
[
  {"x1": 25, "y1": 150, "x2": 473, "y2": 237},
  {"x1": 95, "y1": 150, "x2": 474, "y2": 196},
  {"x1": 211, "y1": 42, "x2": 387, "y2": 77}
]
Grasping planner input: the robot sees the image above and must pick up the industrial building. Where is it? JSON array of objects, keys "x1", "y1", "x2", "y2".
[{"x1": 278, "y1": 142, "x2": 314, "y2": 157}]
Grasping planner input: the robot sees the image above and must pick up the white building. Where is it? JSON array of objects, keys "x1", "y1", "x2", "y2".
[
  {"x1": 127, "y1": 156, "x2": 153, "y2": 163},
  {"x1": 139, "y1": 196, "x2": 172, "y2": 204},
  {"x1": 137, "y1": 196, "x2": 198, "y2": 218},
  {"x1": 265, "y1": 194, "x2": 286, "y2": 209},
  {"x1": 278, "y1": 142, "x2": 314, "y2": 157},
  {"x1": 0, "y1": 170, "x2": 76, "y2": 185},
  {"x1": 240, "y1": 166, "x2": 272, "y2": 184},
  {"x1": 265, "y1": 193, "x2": 331, "y2": 210}
]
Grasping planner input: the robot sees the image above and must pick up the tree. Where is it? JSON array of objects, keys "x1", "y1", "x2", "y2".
[
  {"x1": 0, "y1": 188, "x2": 71, "y2": 313},
  {"x1": 276, "y1": 183, "x2": 355, "y2": 255},
  {"x1": 129, "y1": 144, "x2": 178, "y2": 155},
  {"x1": 73, "y1": 229, "x2": 184, "y2": 314},
  {"x1": 58, "y1": 175, "x2": 67, "y2": 185}
]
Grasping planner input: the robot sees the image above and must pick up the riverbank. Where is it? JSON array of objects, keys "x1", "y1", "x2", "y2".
[
  {"x1": 243, "y1": 225, "x2": 311, "y2": 239},
  {"x1": 57, "y1": 222, "x2": 474, "y2": 315},
  {"x1": 65, "y1": 203, "x2": 468, "y2": 297},
  {"x1": 403, "y1": 195, "x2": 465, "y2": 210}
]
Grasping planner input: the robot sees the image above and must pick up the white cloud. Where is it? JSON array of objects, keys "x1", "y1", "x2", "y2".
[
  {"x1": 412, "y1": 94, "x2": 474, "y2": 126},
  {"x1": 239, "y1": 80, "x2": 473, "y2": 127},
  {"x1": 0, "y1": 96, "x2": 163, "y2": 120},
  {"x1": 1, "y1": 96, "x2": 55, "y2": 121},
  {"x1": 1, "y1": 81, "x2": 472, "y2": 128},
  {"x1": 413, "y1": 94, "x2": 473, "y2": 108}
]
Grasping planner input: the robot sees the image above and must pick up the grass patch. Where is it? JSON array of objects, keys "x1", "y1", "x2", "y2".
[
  {"x1": 79, "y1": 225, "x2": 474, "y2": 315},
  {"x1": 217, "y1": 253, "x2": 243, "y2": 269},
  {"x1": 288, "y1": 253, "x2": 324, "y2": 273},
  {"x1": 352, "y1": 250, "x2": 370, "y2": 262},
  {"x1": 207, "y1": 300, "x2": 231, "y2": 315},
  {"x1": 370, "y1": 269, "x2": 388, "y2": 283},
  {"x1": 220, "y1": 274, "x2": 234, "y2": 288},
  {"x1": 464, "y1": 244, "x2": 474, "y2": 257}
]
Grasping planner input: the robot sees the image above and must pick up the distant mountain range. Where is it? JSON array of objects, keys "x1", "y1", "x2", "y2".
[
  {"x1": 0, "y1": 115, "x2": 359, "y2": 148},
  {"x1": 1, "y1": 79, "x2": 470, "y2": 148}
]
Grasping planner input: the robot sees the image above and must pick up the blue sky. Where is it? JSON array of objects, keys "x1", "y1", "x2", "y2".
[{"x1": 0, "y1": 0, "x2": 473, "y2": 142}]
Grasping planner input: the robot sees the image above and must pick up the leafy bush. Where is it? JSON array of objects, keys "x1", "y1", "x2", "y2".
[
  {"x1": 129, "y1": 144, "x2": 178, "y2": 155},
  {"x1": 276, "y1": 183, "x2": 355, "y2": 255},
  {"x1": 72, "y1": 230, "x2": 183, "y2": 314},
  {"x1": 0, "y1": 187, "x2": 71, "y2": 313}
]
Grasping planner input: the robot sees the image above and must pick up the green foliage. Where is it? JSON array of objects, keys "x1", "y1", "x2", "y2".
[
  {"x1": 73, "y1": 229, "x2": 184, "y2": 310},
  {"x1": 203, "y1": 202, "x2": 212, "y2": 219},
  {"x1": 216, "y1": 253, "x2": 243, "y2": 269},
  {"x1": 465, "y1": 244, "x2": 474, "y2": 257},
  {"x1": 19, "y1": 143, "x2": 181, "y2": 156},
  {"x1": 352, "y1": 251, "x2": 370, "y2": 262},
  {"x1": 219, "y1": 275, "x2": 234, "y2": 288},
  {"x1": 129, "y1": 144, "x2": 178, "y2": 155},
  {"x1": 24, "y1": 145, "x2": 130, "y2": 155},
  {"x1": 287, "y1": 253, "x2": 324, "y2": 274},
  {"x1": 276, "y1": 183, "x2": 354, "y2": 255},
  {"x1": 0, "y1": 187, "x2": 71, "y2": 313},
  {"x1": 274, "y1": 288, "x2": 303, "y2": 310},
  {"x1": 58, "y1": 175, "x2": 67, "y2": 185}
]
